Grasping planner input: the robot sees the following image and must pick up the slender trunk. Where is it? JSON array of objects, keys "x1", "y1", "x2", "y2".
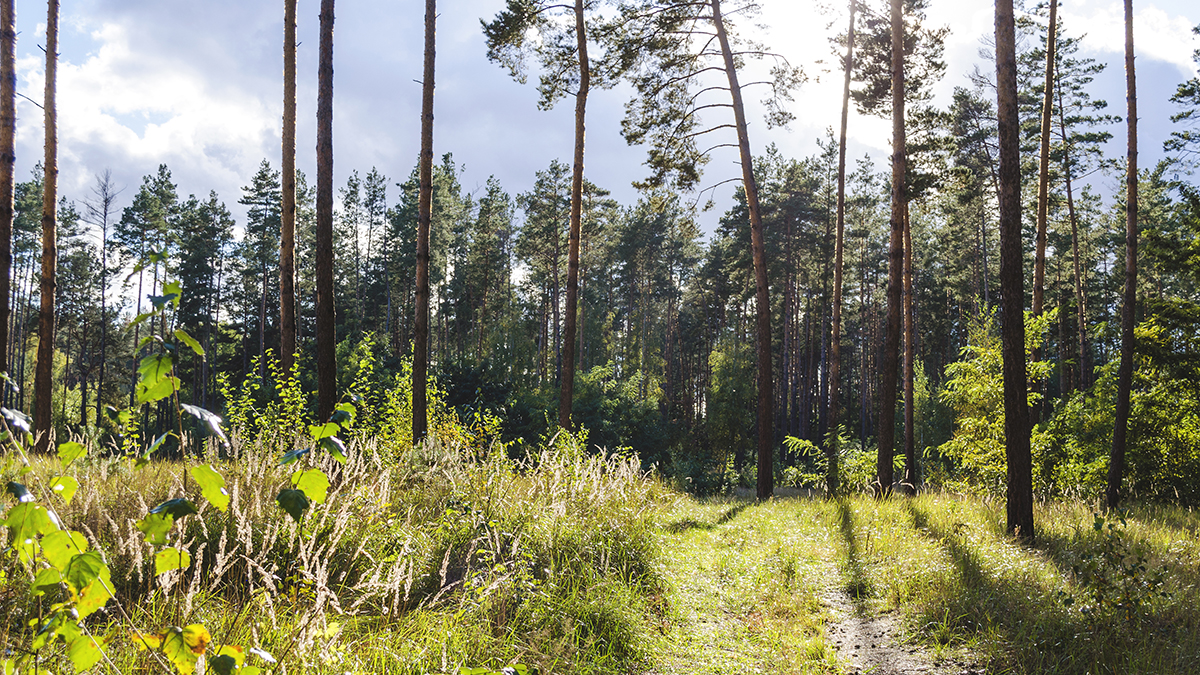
[
  {"x1": 877, "y1": 0, "x2": 905, "y2": 496},
  {"x1": 280, "y1": 0, "x2": 297, "y2": 376},
  {"x1": 1058, "y1": 83, "x2": 1090, "y2": 391},
  {"x1": 413, "y1": 0, "x2": 436, "y2": 442},
  {"x1": 559, "y1": 0, "x2": 589, "y2": 430},
  {"x1": 1031, "y1": 0, "x2": 1057, "y2": 424},
  {"x1": 34, "y1": 0, "x2": 58, "y2": 452},
  {"x1": 902, "y1": 204, "x2": 916, "y2": 490},
  {"x1": 315, "y1": 0, "x2": 337, "y2": 421},
  {"x1": 0, "y1": 0, "x2": 13, "y2": 390},
  {"x1": 826, "y1": 0, "x2": 855, "y2": 496},
  {"x1": 1108, "y1": 0, "x2": 1137, "y2": 510},
  {"x1": 713, "y1": 0, "x2": 773, "y2": 499},
  {"x1": 995, "y1": 0, "x2": 1034, "y2": 540},
  {"x1": 96, "y1": 203, "x2": 107, "y2": 426}
]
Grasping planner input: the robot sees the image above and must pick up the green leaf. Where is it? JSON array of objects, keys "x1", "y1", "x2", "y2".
[
  {"x1": 163, "y1": 280, "x2": 183, "y2": 305},
  {"x1": 291, "y1": 469, "x2": 329, "y2": 504},
  {"x1": 136, "y1": 513, "x2": 175, "y2": 545},
  {"x1": 155, "y1": 546, "x2": 191, "y2": 575},
  {"x1": 30, "y1": 567, "x2": 61, "y2": 596},
  {"x1": 174, "y1": 328, "x2": 205, "y2": 356},
  {"x1": 210, "y1": 654, "x2": 237, "y2": 675},
  {"x1": 320, "y1": 435, "x2": 348, "y2": 463},
  {"x1": 41, "y1": 529, "x2": 89, "y2": 571},
  {"x1": 138, "y1": 352, "x2": 174, "y2": 385},
  {"x1": 130, "y1": 310, "x2": 157, "y2": 328},
  {"x1": 65, "y1": 551, "x2": 112, "y2": 618},
  {"x1": 136, "y1": 374, "x2": 180, "y2": 405},
  {"x1": 150, "y1": 498, "x2": 199, "y2": 519},
  {"x1": 56, "y1": 441, "x2": 86, "y2": 468},
  {"x1": 276, "y1": 489, "x2": 310, "y2": 522},
  {"x1": 67, "y1": 632, "x2": 104, "y2": 672},
  {"x1": 50, "y1": 475, "x2": 80, "y2": 504},
  {"x1": 181, "y1": 403, "x2": 229, "y2": 447},
  {"x1": 3, "y1": 502, "x2": 59, "y2": 565},
  {"x1": 242, "y1": 668, "x2": 263, "y2": 675},
  {"x1": 277, "y1": 446, "x2": 310, "y2": 465},
  {"x1": 137, "y1": 432, "x2": 173, "y2": 468},
  {"x1": 191, "y1": 464, "x2": 229, "y2": 511},
  {"x1": 330, "y1": 402, "x2": 355, "y2": 427},
  {"x1": 4, "y1": 481, "x2": 33, "y2": 503},
  {"x1": 308, "y1": 422, "x2": 339, "y2": 441}
]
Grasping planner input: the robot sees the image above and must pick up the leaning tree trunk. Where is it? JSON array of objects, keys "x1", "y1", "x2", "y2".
[
  {"x1": 34, "y1": 0, "x2": 58, "y2": 452},
  {"x1": 559, "y1": 0, "x2": 590, "y2": 431},
  {"x1": 0, "y1": 0, "x2": 13, "y2": 397},
  {"x1": 280, "y1": 0, "x2": 298, "y2": 377},
  {"x1": 995, "y1": 0, "x2": 1035, "y2": 540},
  {"x1": 827, "y1": 0, "x2": 856, "y2": 497},
  {"x1": 877, "y1": 0, "x2": 905, "y2": 497},
  {"x1": 1108, "y1": 0, "x2": 1137, "y2": 510},
  {"x1": 713, "y1": 0, "x2": 773, "y2": 500},
  {"x1": 315, "y1": 0, "x2": 337, "y2": 421},
  {"x1": 413, "y1": 0, "x2": 436, "y2": 443},
  {"x1": 1031, "y1": 0, "x2": 1057, "y2": 424}
]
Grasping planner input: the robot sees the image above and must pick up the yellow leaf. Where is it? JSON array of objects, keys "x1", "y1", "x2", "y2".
[
  {"x1": 216, "y1": 645, "x2": 245, "y2": 666},
  {"x1": 132, "y1": 631, "x2": 164, "y2": 651},
  {"x1": 182, "y1": 624, "x2": 212, "y2": 655}
]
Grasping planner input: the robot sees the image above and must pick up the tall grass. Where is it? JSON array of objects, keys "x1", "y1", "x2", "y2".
[{"x1": 2, "y1": 428, "x2": 670, "y2": 675}]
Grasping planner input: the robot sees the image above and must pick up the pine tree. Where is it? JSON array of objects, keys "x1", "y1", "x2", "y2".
[{"x1": 33, "y1": 0, "x2": 58, "y2": 451}]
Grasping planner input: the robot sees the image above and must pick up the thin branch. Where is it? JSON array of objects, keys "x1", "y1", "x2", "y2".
[{"x1": 680, "y1": 123, "x2": 737, "y2": 140}]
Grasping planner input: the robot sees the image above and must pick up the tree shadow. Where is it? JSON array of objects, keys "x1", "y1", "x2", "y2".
[
  {"x1": 833, "y1": 498, "x2": 872, "y2": 608},
  {"x1": 663, "y1": 501, "x2": 751, "y2": 534}
]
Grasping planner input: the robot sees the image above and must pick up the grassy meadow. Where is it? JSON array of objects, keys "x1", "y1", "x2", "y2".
[{"x1": 3, "y1": 429, "x2": 1200, "y2": 675}]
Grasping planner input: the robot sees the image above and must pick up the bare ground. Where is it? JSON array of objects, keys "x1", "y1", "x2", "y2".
[{"x1": 824, "y1": 590, "x2": 982, "y2": 675}]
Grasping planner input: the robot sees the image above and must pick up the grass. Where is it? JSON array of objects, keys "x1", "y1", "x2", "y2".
[{"x1": 5, "y1": 426, "x2": 1200, "y2": 675}]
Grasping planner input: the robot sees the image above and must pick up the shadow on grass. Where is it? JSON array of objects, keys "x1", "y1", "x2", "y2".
[
  {"x1": 833, "y1": 498, "x2": 872, "y2": 608},
  {"x1": 902, "y1": 501, "x2": 1198, "y2": 674},
  {"x1": 664, "y1": 501, "x2": 751, "y2": 534}
]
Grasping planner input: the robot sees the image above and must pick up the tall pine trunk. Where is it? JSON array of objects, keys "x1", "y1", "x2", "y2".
[
  {"x1": 877, "y1": 0, "x2": 906, "y2": 496},
  {"x1": 315, "y1": 0, "x2": 337, "y2": 421},
  {"x1": 413, "y1": 0, "x2": 436, "y2": 443},
  {"x1": 1059, "y1": 83, "x2": 1089, "y2": 391},
  {"x1": 1107, "y1": 0, "x2": 1137, "y2": 510},
  {"x1": 0, "y1": 0, "x2": 13, "y2": 396},
  {"x1": 1031, "y1": 0, "x2": 1057, "y2": 423},
  {"x1": 826, "y1": 0, "x2": 855, "y2": 496},
  {"x1": 280, "y1": 0, "x2": 297, "y2": 376},
  {"x1": 712, "y1": 0, "x2": 773, "y2": 500},
  {"x1": 559, "y1": 0, "x2": 589, "y2": 430},
  {"x1": 902, "y1": 204, "x2": 916, "y2": 492},
  {"x1": 34, "y1": 0, "x2": 58, "y2": 452},
  {"x1": 995, "y1": 0, "x2": 1034, "y2": 540}
]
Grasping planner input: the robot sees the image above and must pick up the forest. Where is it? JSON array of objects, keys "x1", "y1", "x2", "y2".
[{"x1": 3, "y1": 0, "x2": 1200, "y2": 673}]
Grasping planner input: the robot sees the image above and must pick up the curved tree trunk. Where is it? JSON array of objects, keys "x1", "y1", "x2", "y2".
[
  {"x1": 1108, "y1": 0, "x2": 1137, "y2": 510},
  {"x1": 877, "y1": 0, "x2": 905, "y2": 497},
  {"x1": 713, "y1": 0, "x2": 773, "y2": 500},
  {"x1": 413, "y1": 0, "x2": 436, "y2": 443},
  {"x1": 559, "y1": 0, "x2": 590, "y2": 431},
  {"x1": 34, "y1": 0, "x2": 58, "y2": 452},
  {"x1": 1031, "y1": 0, "x2": 1057, "y2": 424},
  {"x1": 995, "y1": 0, "x2": 1034, "y2": 540},
  {"x1": 280, "y1": 0, "x2": 297, "y2": 377},
  {"x1": 827, "y1": 0, "x2": 856, "y2": 497},
  {"x1": 315, "y1": 0, "x2": 337, "y2": 421}
]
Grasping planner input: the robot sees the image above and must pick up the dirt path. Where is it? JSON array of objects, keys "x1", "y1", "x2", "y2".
[{"x1": 824, "y1": 590, "x2": 979, "y2": 675}]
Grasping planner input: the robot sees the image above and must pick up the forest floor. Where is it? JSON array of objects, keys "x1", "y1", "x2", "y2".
[{"x1": 647, "y1": 496, "x2": 982, "y2": 675}]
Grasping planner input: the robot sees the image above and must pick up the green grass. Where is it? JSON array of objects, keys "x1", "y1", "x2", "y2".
[{"x1": 6, "y1": 432, "x2": 1200, "y2": 675}]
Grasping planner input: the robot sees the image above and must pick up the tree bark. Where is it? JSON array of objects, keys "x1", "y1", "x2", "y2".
[
  {"x1": 1107, "y1": 0, "x2": 1137, "y2": 510},
  {"x1": 1058, "y1": 80, "x2": 1089, "y2": 391},
  {"x1": 413, "y1": 0, "x2": 436, "y2": 443},
  {"x1": 877, "y1": 0, "x2": 905, "y2": 497},
  {"x1": 902, "y1": 203, "x2": 916, "y2": 491},
  {"x1": 559, "y1": 0, "x2": 589, "y2": 430},
  {"x1": 315, "y1": 0, "x2": 337, "y2": 421},
  {"x1": 827, "y1": 0, "x2": 856, "y2": 496},
  {"x1": 1031, "y1": 0, "x2": 1057, "y2": 424},
  {"x1": 995, "y1": 0, "x2": 1034, "y2": 540},
  {"x1": 712, "y1": 0, "x2": 773, "y2": 500},
  {"x1": 280, "y1": 0, "x2": 297, "y2": 377},
  {"x1": 34, "y1": 0, "x2": 58, "y2": 452},
  {"x1": 0, "y1": 0, "x2": 13, "y2": 396}
]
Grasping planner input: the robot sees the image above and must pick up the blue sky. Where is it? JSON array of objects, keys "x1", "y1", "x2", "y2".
[{"x1": 9, "y1": 0, "x2": 1199, "y2": 237}]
